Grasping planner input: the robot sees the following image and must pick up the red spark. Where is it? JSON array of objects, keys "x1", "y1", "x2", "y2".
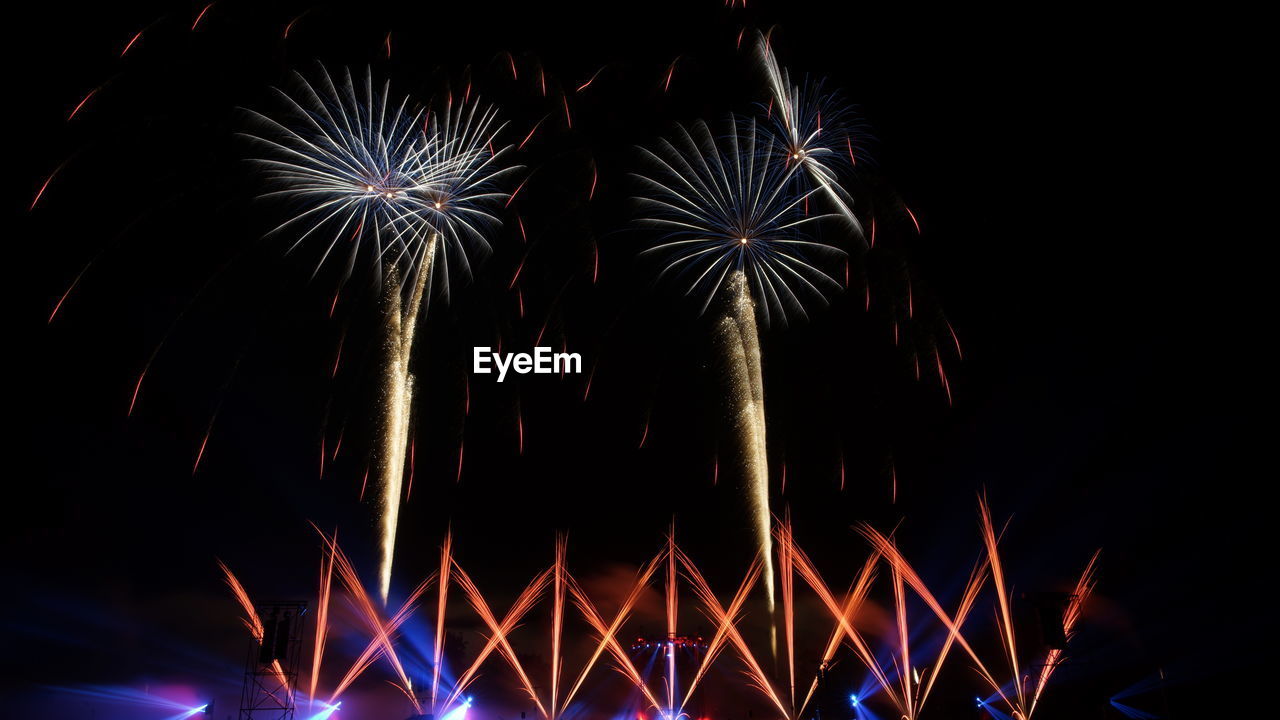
[
  {"x1": 736, "y1": 28, "x2": 745, "y2": 49},
  {"x1": 712, "y1": 455, "x2": 719, "y2": 485},
  {"x1": 30, "y1": 167, "x2": 61, "y2": 211},
  {"x1": 946, "y1": 320, "x2": 964, "y2": 359},
  {"x1": 870, "y1": 216, "x2": 876, "y2": 247},
  {"x1": 505, "y1": 51, "x2": 518, "y2": 79},
  {"x1": 576, "y1": 66, "x2": 605, "y2": 93},
  {"x1": 508, "y1": 254, "x2": 527, "y2": 289},
  {"x1": 384, "y1": 32, "x2": 392, "y2": 58},
  {"x1": 517, "y1": 287, "x2": 524, "y2": 318},
  {"x1": 192, "y1": 3, "x2": 214, "y2": 30},
  {"x1": 591, "y1": 240, "x2": 599, "y2": 284},
  {"x1": 68, "y1": 89, "x2": 97, "y2": 121},
  {"x1": 464, "y1": 374, "x2": 471, "y2": 415},
  {"x1": 781, "y1": 462, "x2": 787, "y2": 494},
  {"x1": 846, "y1": 136, "x2": 857, "y2": 165},
  {"x1": 332, "y1": 429, "x2": 343, "y2": 460},
  {"x1": 891, "y1": 462, "x2": 898, "y2": 503},
  {"x1": 663, "y1": 58, "x2": 678, "y2": 92},
  {"x1": 505, "y1": 176, "x2": 528, "y2": 207},
  {"x1": 121, "y1": 31, "x2": 143, "y2": 57},
  {"x1": 48, "y1": 271, "x2": 84, "y2": 323},
  {"x1": 583, "y1": 361, "x2": 596, "y2": 400},
  {"x1": 319, "y1": 437, "x2": 326, "y2": 478},
  {"x1": 839, "y1": 452, "x2": 846, "y2": 490},
  {"x1": 518, "y1": 115, "x2": 546, "y2": 150},
  {"x1": 329, "y1": 290, "x2": 340, "y2": 317},
  {"x1": 538, "y1": 67, "x2": 547, "y2": 96},
  {"x1": 456, "y1": 441, "x2": 465, "y2": 483},
  {"x1": 517, "y1": 408, "x2": 524, "y2": 455},
  {"x1": 588, "y1": 162, "x2": 598, "y2": 200},
  {"x1": 193, "y1": 431, "x2": 211, "y2": 475},
  {"x1": 517, "y1": 215, "x2": 528, "y2": 243},
  {"x1": 638, "y1": 416, "x2": 650, "y2": 448},
  {"x1": 905, "y1": 205, "x2": 921, "y2": 234},
  {"x1": 127, "y1": 369, "x2": 148, "y2": 416},
  {"x1": 331, "y1": 332, "x2": 344, "y2": 377},
  {"x1": 562, "y1": 92, "x2": 572, "y2": 128},
  {"x1": 358, "y1": 466, "x2": 369, "y2": 501}
]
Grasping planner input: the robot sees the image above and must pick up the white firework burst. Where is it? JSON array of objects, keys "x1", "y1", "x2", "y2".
[{"x1": 635, "y1": 115, "x2": 846, "y2": 326}]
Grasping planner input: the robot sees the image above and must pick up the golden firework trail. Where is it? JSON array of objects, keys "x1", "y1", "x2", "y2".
[
  {"x1": 714, "y1": 271, "x2": 776, "y2": 652},
  {"x1": 378, "y1": 234, "x2": 437, "y2": 604}
]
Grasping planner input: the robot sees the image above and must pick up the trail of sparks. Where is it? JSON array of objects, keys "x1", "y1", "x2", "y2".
[
  {"x1": 378, "y1": 236, "x2": 436, "y2": 604},
  {"x1": 714, "y1": 271, "x2": 776, "y2": 652},
  {"x1": 309, "y1": 529, "x2": 337, "y2": 709},
  {"x1": 431, "y1": 531, "x2": 454, "y2": 713}
]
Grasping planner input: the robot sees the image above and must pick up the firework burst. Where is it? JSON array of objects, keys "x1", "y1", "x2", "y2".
[
  {"x1": 636, "y1": 115, "x2": 845, "y2": 326},
  {"x1": 757, "y1": 33, "x2": 867, "y2": 240},
  {"x1": 247, "y1": 66, "x2": 515, "y2": 602}
]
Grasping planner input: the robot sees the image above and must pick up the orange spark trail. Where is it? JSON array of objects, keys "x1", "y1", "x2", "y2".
[
  {"x1": 550, "y1": 535, "x2": 568, "y2": 719},
  {"x1": 675, "y1": 547, "x2": 788, "y2": 718},
  {"x1": 794, "y1": 550, "x2": 878, "y2": 716},
  {"x1": 1027, "y1": 551, "x2": 1098, "y2": 718},
  {"x1": 979, "y1": 495, "x2": 1024, "y2": 714},
  {"x1": 327, "y1": 540, "x2": 427, "y2": 710},
  {"x1": 431, "y1": 532, "x2": 454, "y2": 713},
  {"x1": 665, "y1": 527, "x2": 678, "y2": 717},
  {"x1": 778, "y1": 512, "x2": 796, "y2": 711},
  {"x1": 447, "y1": 564, "x2": 551, "y2": 715},
  {"x1": 564, "y1": 551, "x2": 664, "y2": 710},
  {"x1": 856, "y1": 524, "x2": 1010, "y2": 710},
  {"x1": 309, "y1": 529, "x2": 337, "y2": 708},
  {"x1": 68, "y1": 89, "x2": 97, "y2": 121},
  {"x1": 218, "y1": 560, "x2": 264, "y2": 640},
  {"x1": 192, "y1": 3, "x2": 214, "y2": 30}
]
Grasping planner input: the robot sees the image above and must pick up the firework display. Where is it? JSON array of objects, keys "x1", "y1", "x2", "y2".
[{"x1": 11, "y1": 2, "x2": 1242, "y2": 720}]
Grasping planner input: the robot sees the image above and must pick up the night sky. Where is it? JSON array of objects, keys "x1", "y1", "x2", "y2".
[{"x1": 6, "y1": 2, "x2": 1262, "y2": 719}]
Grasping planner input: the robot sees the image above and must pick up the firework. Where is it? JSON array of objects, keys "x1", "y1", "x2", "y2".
[
  {"x1": 637, "y1": 116, "x2": 845, "y2": 657},
  {"x1": 756, "y1": 33, "x2": 866, "y2": 239},
  {"x1": 247, "y1": 67, "x2": 515, "y2": 603}
]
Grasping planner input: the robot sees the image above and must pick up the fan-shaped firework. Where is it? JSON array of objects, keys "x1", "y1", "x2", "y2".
[
  {"x1": 244, "y1": 66, "x2": 515, "y2": 299},
  {"x1": 757, "y1": 34, "x2": 866, "y2": 239},
  {"x1": 635, "y1": 115, "x2": 845, "y2": 327}
]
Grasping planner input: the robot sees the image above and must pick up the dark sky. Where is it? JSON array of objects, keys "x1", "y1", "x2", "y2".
[{"x1": 5, "y1": 2, "x2": 1261, "y2": 719}]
